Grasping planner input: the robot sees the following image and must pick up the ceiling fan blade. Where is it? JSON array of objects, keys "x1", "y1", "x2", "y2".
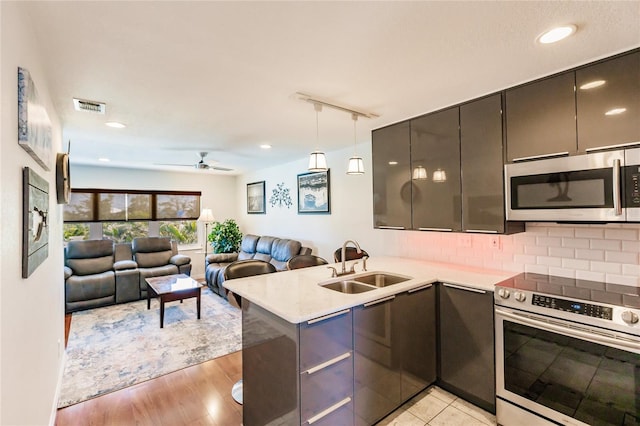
[
  {"x1": 211, "y1": 166, "x2": 233, "y2": 171},
  {"x1": 155, "y1": 163, "x2": 193, "y2": 167}
]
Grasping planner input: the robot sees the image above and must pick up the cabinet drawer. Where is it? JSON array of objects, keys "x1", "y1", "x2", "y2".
[
  {"x1": 301, "y1": 352, "x2": 353, "y2": 423},
  {"x1": 300, "y1": 310, "x2": 352, "y2": 370}
]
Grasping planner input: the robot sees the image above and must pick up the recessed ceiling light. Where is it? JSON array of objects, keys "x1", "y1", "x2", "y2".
[
  {"x1": 537, "y1": 25, "x2": 577, "y2": 44},
  {"x1": 580, "y1": 80, "x2": 606, "y2": 90},
  {"x1": 260, "y1": 144, "x2": 272, "y2": 149},
  {"x1": 105, "y1": 121, "x2": 126, "y2": 128},
  {"x1": 605, "y1": 107, "x2": 627, "y2": 116},
  {"x1": 388, "y1": 161, "x2": 398, "y2": 165},
  {"x1": 98, "y1": 158, "x2": 110, "y2": 162}
]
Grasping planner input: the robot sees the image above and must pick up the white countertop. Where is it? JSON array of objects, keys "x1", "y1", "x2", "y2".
[{"x1": 223, "y1": 256, "x2": 515, "y2": 324}]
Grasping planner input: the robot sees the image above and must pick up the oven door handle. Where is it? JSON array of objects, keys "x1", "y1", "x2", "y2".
[{"x1": 496, "y1": 308, "x2": 640, "y2": 352}]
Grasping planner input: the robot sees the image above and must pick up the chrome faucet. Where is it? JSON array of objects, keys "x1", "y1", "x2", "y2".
[{"x1": 340, "y1": 240, "x2": 361, "y2": 275}]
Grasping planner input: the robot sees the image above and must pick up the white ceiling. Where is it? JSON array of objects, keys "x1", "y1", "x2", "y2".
[{"x1": 22, "y1": 1, "x2": 640, "y2": 175}]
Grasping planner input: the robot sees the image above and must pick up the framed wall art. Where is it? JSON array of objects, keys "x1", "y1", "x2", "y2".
[
  {"x1": 18, "y1": 67, "x2": 53, "y2": 171},
  {"x1": 23, "y1": 167, "x2": 49, "y2": 278},
  {"x1": 297, "y1": 169, "x2": 330, "y2": 214},
  {"x1": 247, "y1": 181, "x2": 266, "y2": 214}
]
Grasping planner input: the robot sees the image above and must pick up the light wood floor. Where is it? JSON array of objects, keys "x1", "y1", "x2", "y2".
[{"x1": 56, "y1": 324, "x2": 243, "y2": 426}]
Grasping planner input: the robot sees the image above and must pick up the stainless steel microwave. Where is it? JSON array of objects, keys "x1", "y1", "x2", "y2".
[{"x1": 505, "y1": 148, "x2": 640, "y2": 222}]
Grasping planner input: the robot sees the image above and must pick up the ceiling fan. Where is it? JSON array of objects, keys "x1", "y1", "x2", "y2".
[{"x1": 157, "y1": 152, "x2": 233, "y2": 171}]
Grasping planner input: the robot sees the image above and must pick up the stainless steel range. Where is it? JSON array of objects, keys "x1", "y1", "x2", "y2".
[{"x1": 494, "y1": 273, "x2": 640, "y2": 426}]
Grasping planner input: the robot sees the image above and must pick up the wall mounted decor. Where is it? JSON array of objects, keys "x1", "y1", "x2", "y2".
[
  {"x1": 247, "y1": 181, "x2": 266, "y2": 214},
  {"x1": 23, "y1": 167, "x2": 49, "y2": 278},
  {"x1": 18, "y1": 67, "x2": 53, "y2": 171},
  {"x1": 269, "y1": 182, "x2": 293, "y2": 208},
  {"x1": 56, "y1": 152, "x2": 70, "y2": 204},
  {"x1": 297, "y1": 169, "x2": 331, "y2": 214}
]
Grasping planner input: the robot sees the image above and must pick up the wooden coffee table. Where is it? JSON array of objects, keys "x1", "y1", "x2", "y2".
[{"x1": 146, "y1": 274, "x2": 204, "y2": 328}]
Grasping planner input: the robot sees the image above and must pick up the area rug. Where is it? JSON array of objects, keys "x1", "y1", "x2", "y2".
[{"x1": 58, "y1": 288, "x2": 241, "y2": 408}]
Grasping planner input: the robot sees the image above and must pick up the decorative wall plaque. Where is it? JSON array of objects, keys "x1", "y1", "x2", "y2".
[{"x1": 23, "y1": 167, "x2": 49, "y2": 278}]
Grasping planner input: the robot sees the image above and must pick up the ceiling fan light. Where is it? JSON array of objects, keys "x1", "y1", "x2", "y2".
[
  {"x1": 308, "y1": 151, "x2": 328, "y2": 172},
  {"x1": 347, "y1": 157, "x2": 365, "y2": 175}
]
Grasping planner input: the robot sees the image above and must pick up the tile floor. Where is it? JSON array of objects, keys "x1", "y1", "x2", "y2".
[{"x1": 378, "y1": 386, "x2": 497, "y2": 426}]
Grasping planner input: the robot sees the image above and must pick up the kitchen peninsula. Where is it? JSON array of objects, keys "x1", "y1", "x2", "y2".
[{"x1": 224, "y1": 256, "x2": 513, "y2": 425}]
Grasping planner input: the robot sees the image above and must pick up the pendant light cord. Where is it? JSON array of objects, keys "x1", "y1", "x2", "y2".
[{"x1": 352, "y1": 113, "x2": 358, "y2": 155}]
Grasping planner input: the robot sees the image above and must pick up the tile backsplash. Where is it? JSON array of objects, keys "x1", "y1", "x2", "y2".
[{"x1": 391, "y1": 223, "x2": 640, "y2": 286}]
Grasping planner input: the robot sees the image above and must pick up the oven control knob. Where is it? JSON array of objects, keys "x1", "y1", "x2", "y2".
[
  {"x1": 622, "y1": 311, "x2": 639, "y2": 324},
  {"x1": 497, "y1": 288, "x2": 510, "y2": 299},
  {"x1": 514, "y1": 292, "x2": 527, "y2": 303}
]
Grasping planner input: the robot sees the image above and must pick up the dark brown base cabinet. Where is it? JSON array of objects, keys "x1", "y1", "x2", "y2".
[{"x1": 437, "y1": 283, "x2": 496, "y2": 413}]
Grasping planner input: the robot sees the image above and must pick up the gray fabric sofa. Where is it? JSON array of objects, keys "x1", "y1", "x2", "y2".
[
  {"x1": 64, "y1": 237, "x2": 192, "y2": 313},
  {"x1": 205, "y1": 234, "x2": 311, "y2": 298}
]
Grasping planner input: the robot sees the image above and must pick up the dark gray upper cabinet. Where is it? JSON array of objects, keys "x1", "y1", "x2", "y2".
[
  {"x1": 438, "y1": 283, "x2": 495, "y2": 413},
  {"x1": 576, "y1": 51, "x2": 640, "y2": 152},
  {"x1": 460, "y1": 95, "x2": 505, "y2": 233},
  {"x1": 505, "y1": 71, "x2": 577, "y2": 162},
  {"x1": 411, "y1": 107, "x2": 462, "y2": 231},
  {"x1": 372, "y1": 122, "x2": 412, "y2": 229}
]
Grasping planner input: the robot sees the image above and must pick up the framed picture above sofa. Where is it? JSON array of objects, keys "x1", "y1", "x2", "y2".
[
  {"x1": 297, "y1": 169, "x2": 330, "y2": 214},
  {"x1": 247, "y1": 181, "x2": 266, "y2": 214}
]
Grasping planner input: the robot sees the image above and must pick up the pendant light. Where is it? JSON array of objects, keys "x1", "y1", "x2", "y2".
[
  {"x1": 347, "y1": 113, "x2": 364, "y2": 175},
  {"x1": 432, "y1": 168, "x2": 447, "y2": 183},
  {"x1": 412, "y1": 166, "x2": 427, "y2": 180},
  {"x1": 308, "y1": 103, "x2": 328, "y2": 172}
]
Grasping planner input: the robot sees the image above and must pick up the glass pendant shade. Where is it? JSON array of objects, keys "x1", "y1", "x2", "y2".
[
  {"x1": 432, "y1": 168, "x2": 447, "y2": 183},
  {"x1": 308, "y1": 151, "x2": 328, "y2": 172},
  {"x1": 347, "y1": 156, "x2": 365, "y2": 175},
  {"x1": 412, "y1": 166, "x2": 428, "y2": 180}
]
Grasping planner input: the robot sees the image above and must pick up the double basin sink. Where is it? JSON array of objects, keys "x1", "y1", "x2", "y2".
[{"x1": 319, "y1": 272, "x2": 412, "y2": 294}]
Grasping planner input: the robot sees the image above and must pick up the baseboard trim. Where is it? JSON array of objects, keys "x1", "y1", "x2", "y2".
[{"x1": 49, "y1": 347, "x2": 67, "y2": 425}]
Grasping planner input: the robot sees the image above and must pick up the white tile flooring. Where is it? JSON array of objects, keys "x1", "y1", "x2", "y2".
[{"x1": 378, "y1": 386, "x2": 497, "y2": 426}]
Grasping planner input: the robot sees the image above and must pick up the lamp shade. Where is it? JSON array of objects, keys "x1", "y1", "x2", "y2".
[
  {"x1": 412, "y1": 166, "x2": 428, "y2": 180},
  {"x1": 347, "y1": 157, "x2": 365, "y2": 175},
  {"x1": 308, "y1": 151, "x2": 328, "y2": 172},
  {"x1": 197, "y1": 208, "x2": 215, "y2": 222},
  {"x1": 432, "y1": 168, "x2": 447, "y2": 183}
]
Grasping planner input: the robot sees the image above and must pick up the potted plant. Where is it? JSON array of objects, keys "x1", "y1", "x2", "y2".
[{"x1": 207, "y1": 219, "x2": 242, "y2": 254}]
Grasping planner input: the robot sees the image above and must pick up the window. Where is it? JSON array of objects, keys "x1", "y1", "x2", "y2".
[
  {"x1": 63, "y1": 223, "x2": 90, "y2": 242},
  {"x1": 159, "y1": 220, "x2": 197, "y2": 244},
  {"x1": 63, "y1": 189, "x2": 201, "y2": 246},
  {"x1": 102, "y1": 222, "x2": 150, "y2": 243}
]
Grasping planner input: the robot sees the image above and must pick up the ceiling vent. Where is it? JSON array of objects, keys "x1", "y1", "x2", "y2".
[{"x1": 73, "y1": 98, "x2": 106, "y2": 114}]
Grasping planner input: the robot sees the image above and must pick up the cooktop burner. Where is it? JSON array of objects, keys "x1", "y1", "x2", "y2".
[{"x1": 496, "y1": 272, "x2": 640, "y2": 309}]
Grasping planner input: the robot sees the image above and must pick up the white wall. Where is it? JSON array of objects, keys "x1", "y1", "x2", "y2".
[
  {"x1": 1, "y1": 3, "x2": 65, "y2": 424},
  {"x1": 239, "y1": 146, "x2": 640, "y2": 287},
  {"x1": 71, "y1": 165, "x2": 238, "y2": 278},
  {"x1": 239, "y1": 144, "x2": 380, "y2": 262}
]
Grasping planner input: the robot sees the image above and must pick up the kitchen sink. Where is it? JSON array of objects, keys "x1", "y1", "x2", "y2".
[
  {"x1": 352, "y1": 272, "x2": 411, "y2": 287},
  {"x1": 320, "y1": 280, "x2": 376, "y2": 294}
]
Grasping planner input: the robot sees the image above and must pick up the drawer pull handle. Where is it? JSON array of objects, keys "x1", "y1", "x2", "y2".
[
  {"x1": 377, "y1": 226, "x2": 406, "y2": 230},
  {"x1": 363, "y1": 295, "x2": 395, "y2": 307},
  {"x1": 443, "y1": 282, "x2": 487, "y2": 294},
  {"x1": 307, "y1": 309, "x2": 350, "y2": 325},
  {"x1": 408, "y1": 284, "x2": 433, "y2": 293},
  {"x1": 306, "y1": 397, "x2": 352, "y2": 424},
  {"x1": 304, "y1": 352, "x2": 351, "y2": 375},
  {"x1": 418, "y1": 227, "x2": 453, "y2": 232}
]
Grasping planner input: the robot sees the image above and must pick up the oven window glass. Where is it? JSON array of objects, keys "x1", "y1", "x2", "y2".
[
  {"x1": 503, "y1": 320, "x2": 640, "y2": 425},
  {"x1": 511, "y1": 168, "x2": 613, "y2": 209}
]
